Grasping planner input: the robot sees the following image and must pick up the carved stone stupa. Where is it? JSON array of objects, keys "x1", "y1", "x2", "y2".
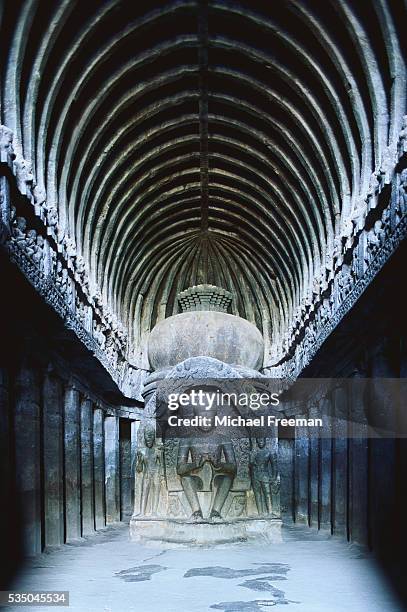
[
  {"x1": 148, "y1": 284, "x2": 264, "y2": 371},
  {"x1": 130, "y1": 284, "x2": 281, "y2": 545}
]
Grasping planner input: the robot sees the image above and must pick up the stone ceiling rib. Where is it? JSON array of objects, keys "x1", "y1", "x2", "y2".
[{"x1": 1, "y1": 0, "x2": 405, "y2": 367}]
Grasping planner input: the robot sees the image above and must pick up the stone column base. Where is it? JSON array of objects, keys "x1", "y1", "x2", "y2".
[{"x1": 129, "y1": 516, "x2": 282, "y2": 547}]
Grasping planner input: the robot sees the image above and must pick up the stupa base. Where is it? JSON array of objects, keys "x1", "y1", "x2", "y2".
[{"x1": 129, "y1": 516, "x2": 282, "y2": 547}]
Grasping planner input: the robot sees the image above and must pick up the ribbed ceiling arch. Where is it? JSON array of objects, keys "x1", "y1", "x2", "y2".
[{"x1": 1, "y1": 0, "x2": 405, "y2": 368}]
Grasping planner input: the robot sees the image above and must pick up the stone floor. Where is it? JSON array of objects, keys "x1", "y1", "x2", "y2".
[{"x1": 6, "y1": 523, "x2": 404, "y2": 612}]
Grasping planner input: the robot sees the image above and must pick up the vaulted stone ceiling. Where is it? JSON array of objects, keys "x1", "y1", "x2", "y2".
[{"x1": 1, "y1": 0, "x2": 405, "y2": 368}]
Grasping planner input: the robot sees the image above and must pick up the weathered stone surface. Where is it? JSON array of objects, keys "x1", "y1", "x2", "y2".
[
  {"x1": 119, "y1": 419, "x2": 133, "y2": 520},
  {"x1": 104, "y1": 416, "x2": 120, "y2": 523},
  {"x1": 148, "y1": 311, "x2": 264, "y2": 371},
  {"x1": 10, "y1": 523, "x2": 402, "y2": 611},
  {"x1": 43, "y1": 372, "x2": 64, "y2": 547},
  {"x1": 131, "y1": 353, "x2": 280, "y2": 545},
  {"x1": 319, "y1": 437, "x2": 332, "y2": 530},
  {"x1": 129, "y1": 517, "x2": 282, "y2": 546},
  {"x1": 64, "y1": 384, "x2": 81, "y2": 541},
  {"x1": 332, "y1": 388, "x2": 347, "y2": 538},
  {"x1": 278, "y1": 439, "x2": 294, "y2": 523},
  {"x1": 14, "y1": 362, "x2": 42, "y2": 555},
  {"x1": 0, "y1": 368, "x2": 11, "y2": 521},
  {"x1": 93, "y1": 408, "x2": 105, "y2": 530},
  {"x1": 294, "y1": 434, "x2": 309, "y2": 525},
  {"x1": 80, "y1": 398, "x2": 94, "y2": 536},
  {"x1": 178, "y1": 285, "x2": 232, "y2": 313}
]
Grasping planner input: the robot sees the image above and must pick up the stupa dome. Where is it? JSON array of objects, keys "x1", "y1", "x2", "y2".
[{"x1": 147, "y1": 285, "x2": 264, "y2": 371}]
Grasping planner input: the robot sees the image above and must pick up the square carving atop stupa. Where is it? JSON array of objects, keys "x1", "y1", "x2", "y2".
[{"x1": 178, "y1": 284, "x2": 232, "y2": 313}]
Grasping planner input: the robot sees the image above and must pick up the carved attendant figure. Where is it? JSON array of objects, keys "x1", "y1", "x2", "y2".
[
  {"x1": 25, "y1": 229, "x2": 37, "y2": 258},
  {"x1": 14, "y1": 158, "x2": 34, "y2": 196},
  {"x1": 249, "y1": 437, "x2": 278, "y2": 516},
  {"x1": 32, "y1": 235, "x2": 45, "y2": 272},
  {"x1": 136, "y1": 425, "x2": 163, "y2": 516},
  {"x1": 12, "y1": 216, "x2": 27, "y2": 248},
  {"x1": 0, "y1": 125, "x2": 14, "y2": 162},
  {"x1": 46, "y1": 205, "x2": 58, "y2": 232}
]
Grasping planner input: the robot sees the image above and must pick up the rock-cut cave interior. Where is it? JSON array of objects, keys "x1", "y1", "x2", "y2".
[{"x1": 0, "y1": 1, "x2": 407, "y2": 610}]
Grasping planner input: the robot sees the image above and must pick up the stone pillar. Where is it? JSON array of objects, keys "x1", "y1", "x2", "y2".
[
  {"x1": 309, "y1": 405, "x2": 320, "y2": 527},
  {"x1": 369, "y1": 342, "x2": 397, "y2": 556},
  {"x1": 401, "y1": 334, "x2": 407, "y2": 378},
  {"x1": 0, "y1": 367, "x2": 22, "y2": 582},
  {"x1": 332, "y1": 387, "x2": 348, "y2": 538},
  {"x1": 14, "y1": 361, "x2": 42, "y2": 555},
  {"x1": 130, "y1": 420, "x2": 140, "y2": 514},
  {"x1": 93, "y1": 408, "x2": 105, "y2": 529},
  {"x1": 43, "y1": 370, "x2": 64, "y2": 547},
  {"x1": 119, "y1": 419, "x2": 132, "y2": 520},
  {"x1": 294, "y1": 427, "x2": 309, "y2": 525},
  {"x1": 80, "y1": 397, "x2": 94, "y2": 535},
  {"x1": 0, "y1": 369, "x2": 11, "y2": 512},
  {"x1": 397, "y1": 338, "x2": 407, "y2": 559},
  {"x1": 348, "y1": 373, "x2": 369, "y2": 545},
  {"x1": 104, "y1": 415, "x2": 120, "y2": 523},
  {"x1": 64, "y1": 383, "x2": 81, "y2": 541},
  {"x1": 319, "y1": 398, "x2": 332, "y2": 531},
  {"x1": 278, "y1": 437, "x2": 294, "y2": 523}
]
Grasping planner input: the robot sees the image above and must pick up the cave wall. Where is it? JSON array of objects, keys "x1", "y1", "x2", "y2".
[
  {"x1": 0, "y1": 260, "x2": 139, "y2": 588},
  {"x1": 0, "y1": 358, "x2": 137, "y2": 555},
  {"x1": 279, "y1": 243, "x2": 407, "y2": 567}
]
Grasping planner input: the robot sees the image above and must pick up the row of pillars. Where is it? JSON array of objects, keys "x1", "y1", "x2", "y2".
[
  {"x1": 279, "y1": 339, "x2": 407, "y2": 555},
  {"x1": 280, "y1": 418, "x2": 404, "y2": 553},
  {"x1": 0, "y1": 361, "x2": 138, "y2": 557},
  {"x1": 280, "y1": 389, "x2": 370, "y2": 541}
]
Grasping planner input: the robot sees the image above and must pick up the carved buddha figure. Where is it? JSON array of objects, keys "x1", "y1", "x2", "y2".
[{"x1": 176, "y1": 390, "x2": 237, "y2": 521}]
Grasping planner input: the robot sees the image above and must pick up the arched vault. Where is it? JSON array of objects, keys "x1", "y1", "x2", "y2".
[{"x1": 1, "y1": 0, "x2": 405, "y2": 367}]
